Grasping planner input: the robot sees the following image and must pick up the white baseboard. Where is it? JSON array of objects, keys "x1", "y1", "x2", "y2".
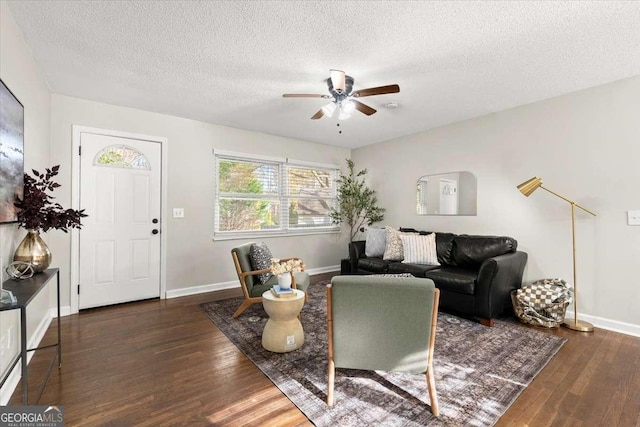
[
  {"x1": 0, "y1": 309, "x2": 53, "y2": 405},
  {"x1": 576, "y1": 313, "x2": 640, "y2": 338},
  {"x1": 165, "y1": 280, "x2": 239, "y2": 299},
  {"x1": 58, "y1": 306, "x2": 72, "y2": 317},
  {"x1": 165, "y1": 265, "x2": 340, "y2": 299},
  {"x1": 308, "y1": 264, "x2": 340, "y2": 275}
]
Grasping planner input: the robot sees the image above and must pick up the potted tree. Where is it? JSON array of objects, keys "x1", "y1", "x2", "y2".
[
  {"x1": 13, "y1": 165, "x2": 87, "y2": 273},
  {"x1": 329, "y1": 159, "x2": 385, "y2": 242}
]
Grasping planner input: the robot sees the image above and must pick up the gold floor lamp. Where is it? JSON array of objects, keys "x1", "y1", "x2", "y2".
[{"x1": 517, "y1": 177, "x2": 596, "y2": 332}]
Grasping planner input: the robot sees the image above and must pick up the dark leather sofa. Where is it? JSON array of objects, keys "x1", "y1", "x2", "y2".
[{"x1": 348, "y1": 228, "x2": 528, "y2": 326}]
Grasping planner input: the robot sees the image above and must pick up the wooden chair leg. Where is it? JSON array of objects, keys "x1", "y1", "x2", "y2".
[
  {"x1": 232, "y1": 299, "x2": 253, "y2": 319},
  {"x1": 426, "y1": 364, "x2": 439, "y2": 416},
  {"x1": 327, "y1": 358, "x2": 335, "y2": 406}
]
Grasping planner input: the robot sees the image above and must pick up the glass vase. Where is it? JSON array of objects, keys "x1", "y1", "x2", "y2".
[{"x1": 13, "y1": 230, "x2": 51, "y2": 273}]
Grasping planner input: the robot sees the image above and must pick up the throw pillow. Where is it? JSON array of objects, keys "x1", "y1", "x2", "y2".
[
  {"x1": 383, "y1": 226, "x2": 404, "y2": 261},
  {"x1": 399, "y1": 232, "x2": 440, "y2": 265},
  {"x1": 249, "y1": 242, "x2": 273, "y2": 284},
  {"x1": 365, "y1": 228, "x2": 387, "y2": 257}
]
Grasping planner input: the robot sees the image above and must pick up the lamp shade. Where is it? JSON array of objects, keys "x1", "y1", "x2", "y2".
[
  {"x1": 341, "y1": 99, "x2": 356, "y2": 114},
  {"x1": 338, "y1": 109, "x2": 351, "y2": 120},
  {"x1": 330, "y1": 69, "x2": 346, "y2": 93},
  {"x1": 517, "y1": 176, "x2": 543, "y2": 197},
  {"x1": 322, "y1": 102, "x2": 337, "y2": 117}
]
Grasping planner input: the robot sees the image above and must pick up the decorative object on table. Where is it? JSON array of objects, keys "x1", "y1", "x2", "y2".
[
  {"x1": 5, "y1": 261, "x2": 35, "y2": 280},
  {"x1": 271, "y1": 285, "x2": 296, "y2": 298},
  {"x1": 231, "y1": 242, "x2": 309, "y2": 318},
  {"x1": 270, "y1": 257, "x2": 303, "y2": 275},
  {"x1": 200, "y1": 281, "x2": 567, "y2": 427},
  {"x1": 517, "y1": 176, "x2": 596, "y2": 332},
  {"x1": 511, "y1": 278, "x2": 572, "y2": 328},
  {"x1": 13, "y1": 231, "x2": 51, "y2": 274},
  {"x1": 270, "y1": 257, "x2": 302, "y2": 290},
  {"x1": 0, "y1": 79, "x2": 24, "y2": 224},
  {"x1": 277, "y1": 273, "x2": 292, "y2": 289},
  {"x1": 329, "y1": 159, "x2": 385, "y2": 241},
  {"x1": 0, "y1": 289, "x2": 17, "y2": 304},
  {"x1": 13, "y1": 166, "x2": 88, "y2": 272}
]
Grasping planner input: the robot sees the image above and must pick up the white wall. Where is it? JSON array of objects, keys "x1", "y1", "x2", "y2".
[
  {"x1": 49, "y1": 94, "x2": 351, "y2": 307},
  {"x1": 353, "y1": 75, "x2": 640, "y2": 330},
  {"x1": 0, "y1": 0, "x2": 53, "y2": 402}
]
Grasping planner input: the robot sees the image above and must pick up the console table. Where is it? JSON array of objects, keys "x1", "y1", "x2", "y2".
[{"x1": 0, "y1": 268, "x2": 61, "y2": 404}]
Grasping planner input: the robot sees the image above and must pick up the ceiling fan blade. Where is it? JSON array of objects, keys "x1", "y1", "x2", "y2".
[
  {"x1": 353, "y1": 100, "x2": 377, "y2": 116},
  {"x1": 351, "y1": 84, "x2": 400, "y2": 98},
  {"x1": 311, "y1": 109, "x2": 324, "y2": 120},
  {"x1": 283, "y1": 94, "x2": 330, "y2": 98}
]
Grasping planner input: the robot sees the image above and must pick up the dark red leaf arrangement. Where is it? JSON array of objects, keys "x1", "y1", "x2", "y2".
[{"x1": 14, "y1": 165, "x2": 88, "y2": 233}]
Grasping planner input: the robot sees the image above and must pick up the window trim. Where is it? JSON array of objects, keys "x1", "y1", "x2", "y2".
[{"x1": 213, "y1": 150, "x2": 340, "y2": 240}]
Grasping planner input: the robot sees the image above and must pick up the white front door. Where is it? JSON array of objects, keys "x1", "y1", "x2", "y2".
[{"x1": 79, "y1": 133, "x2": 162, "y2": 309}]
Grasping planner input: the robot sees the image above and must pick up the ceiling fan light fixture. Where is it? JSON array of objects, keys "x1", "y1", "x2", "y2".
[
  {"x1": 338, "y1": 109, "x2": 351, "y2": 120},
  {"x1": 330, "y1": 69, "x2": 346, "y2": 94},
  {"x1": 341, "y1": 99, "x2": 356, "y2": 114},
  {"x1": 322, "y1": 102, "x2": 337, "y2": 117}
]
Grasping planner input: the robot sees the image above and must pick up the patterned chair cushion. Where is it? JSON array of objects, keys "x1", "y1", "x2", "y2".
[{"x1": 249, "y1": 242, "x2": 273, "y2": 284}]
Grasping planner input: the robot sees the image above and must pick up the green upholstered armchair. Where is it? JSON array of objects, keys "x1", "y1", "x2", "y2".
[
  {"x1": 231, "y1": 242, "x2": 310, "y2": 318},
  {"x1": 327, "y1": 275, "x2": 440, "y2": 416}
]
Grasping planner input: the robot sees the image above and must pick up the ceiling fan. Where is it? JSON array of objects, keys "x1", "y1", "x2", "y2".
[{"x1": 283, "y1": 69, "x2": 400, "y2": 120}]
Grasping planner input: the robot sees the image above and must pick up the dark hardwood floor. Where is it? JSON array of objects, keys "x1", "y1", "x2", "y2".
[{"x1": 9, "y1": 272, "x2": 640, "y2": 426}]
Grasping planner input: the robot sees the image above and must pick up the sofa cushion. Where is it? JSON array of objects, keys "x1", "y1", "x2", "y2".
[
  {"x1": 425, "y1": 267, "x2": 477, "y2": 295},
  {"x1": 383, "y1": 227, "x2": 404, "y2": 261},
  {"x1": 365, "y1": 228, "x2": 387, "y2": 257},
  {"x1": 402, "y1": 228, "x2": 455, "y2": 266},
  {"x1": 451, "y1": 236, "x2": 517, "y2": 268},
  {"x1": 434, "y1": 232, "x2": 456, "y2": 265},
  {"x1": 399, "y1": 233, "x2": 439, "y2": 265},
  {"x1": 358, "y1": 257, "x2": 394, "y2": 273},
  {"x1": 249, "y1": 242, "x2": 274, "y2": 284},
  {"x1": 388, "y1": 262, "x2": 440, "y2": 277}
]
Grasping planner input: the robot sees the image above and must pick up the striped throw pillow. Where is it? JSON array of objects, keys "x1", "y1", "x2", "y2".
[{"x1": 399, "y1": 233, "x2": 440, "y2": 265}]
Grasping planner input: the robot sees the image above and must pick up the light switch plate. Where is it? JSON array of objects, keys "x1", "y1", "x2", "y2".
[
  {"x1": 173, "y1": 208, "x2": 185, "y2": 219},
  {"x1": 628, "y1": 210, "x2": 640, "y2": 225}
]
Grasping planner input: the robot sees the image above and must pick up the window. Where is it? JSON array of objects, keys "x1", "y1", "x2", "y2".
[
  {"x1": 94, "y1": 145, "x2": 150, "y2": 169},
  {"x1": 214, "y1": 151, "x2": 339, "y2": 238}
]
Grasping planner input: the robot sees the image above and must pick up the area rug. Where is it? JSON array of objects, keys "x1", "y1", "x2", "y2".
[{"x1": 200, "y1": 282, "x2": 566, "y2": 426}]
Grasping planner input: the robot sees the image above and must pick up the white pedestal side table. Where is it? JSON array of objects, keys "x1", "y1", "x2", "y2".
[{"x1": 261, "y1": 289, "x2": 305, "y2": 352}]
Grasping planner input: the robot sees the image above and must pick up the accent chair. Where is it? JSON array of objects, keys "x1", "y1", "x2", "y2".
[
  {"x1": 326, "y1": 275, "x2": 440, "y2": 416},
  {"x1": 231, "y1": 242, "x2": 310, "y2": 318}
]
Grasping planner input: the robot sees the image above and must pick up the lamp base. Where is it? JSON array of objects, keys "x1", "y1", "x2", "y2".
[{"x1": 562, "y1": 318, "x2": 594, "y2": 332}]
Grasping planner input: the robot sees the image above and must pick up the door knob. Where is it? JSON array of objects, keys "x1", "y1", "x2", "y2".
[
  {"x1": 152, "y1": 218, "x2": 159, "y2": 224},
  {"x1": 152, "y1": 229, "x2": 159, "y2": 235}
]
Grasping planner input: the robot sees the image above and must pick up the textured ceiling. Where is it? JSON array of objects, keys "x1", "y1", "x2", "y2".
[{"x1": 7, "y1": 1, "x2": 640, "y2": 149}]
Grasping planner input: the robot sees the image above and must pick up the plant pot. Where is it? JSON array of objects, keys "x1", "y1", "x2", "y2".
[
  {"x1": 13, "y1": 230, "x2": 51, "y2": 273},
  {"x1": 277, "y1": 273, "x2": 292, "y2": 289}
]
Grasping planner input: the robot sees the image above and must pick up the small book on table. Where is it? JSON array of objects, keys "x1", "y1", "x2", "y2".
[{"x1": 271, "y1": 285, "x2": 296, "y2": 298}]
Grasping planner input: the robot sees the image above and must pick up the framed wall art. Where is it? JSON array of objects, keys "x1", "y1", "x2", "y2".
[{"x1": 0, "y1": 78, "x2": 24, "y2": 223}]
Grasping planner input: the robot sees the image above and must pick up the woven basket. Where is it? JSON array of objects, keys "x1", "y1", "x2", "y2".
[{"x1": 511, "y1": 278, "x2": 572, "y2": 328}]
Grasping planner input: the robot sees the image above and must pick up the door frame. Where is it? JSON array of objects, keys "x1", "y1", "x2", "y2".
[{"x1": 70, "y1": 125, "x2": 168, "y2": 314}]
